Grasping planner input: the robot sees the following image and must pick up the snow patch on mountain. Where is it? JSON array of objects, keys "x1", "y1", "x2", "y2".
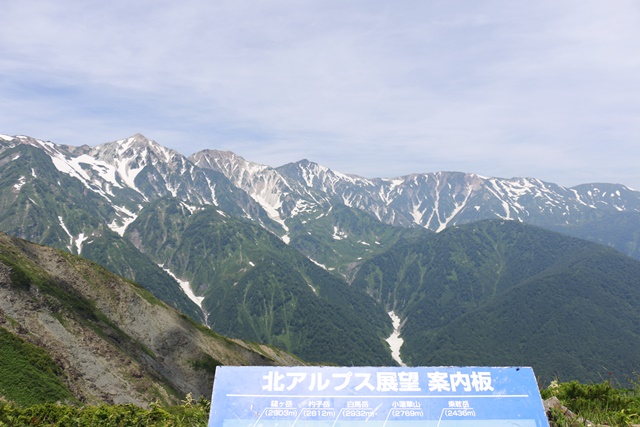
[
  {"x1": 58, "y1": 216, "x2": 73, "y2": 251},
  {"x1": 427, "y1": 187, "x2": 441, "y2": 229},
  {"x1": 388, "y1": 178, "x2": 404, "y2": 188},
  {"x1": 180, "y1": 201, "x2": 201, "y2": 214},
  {"x1": 114, "y1": 158, "x2": 144, "y2": 192},
  {"x1": 386, "y1": 311, "x2": 405, "y2": 367},
  {"x1": 57, "y1": 216, "x2": 88, "y2": 254},
  {"x1": 75, "y1": 233, "x2": 88, "y2": 255},
  {"x1": 307, "y1": 282, "x2": 318, "y2": 295},
  {"x1": 309, "y1": 258, "x2": 331, "y2": 270},
  {"x1": 333, "y1": 226, "x2": 348, "y2": 240},
  {"x1": 108, "y1": 206, "x2": 139, "y2": 236},
  {"x1": 486, "y1": 180, "x2": 514, "y2": 220},
  {"x1": 161, "y1": 266, "x2": 206, "y2": 317},
  {"x1": 290, "y1": 199, "x2": 317, "y2": 218},
  {"x1": 13, "y1": 176, "x2": 26, "y2": 191},
  {"x1": 254, "y1": 194, "x2": 289, "y2": 235},
  {"x1": 411, "y1": 204, "x2": 426, "y2": 224},
  {"x1": 51, "y1": 153, "x2": 105, "y2": 195},
  {"x1": 204, "y1": 176, "x2": 218, "y2": 206},
  {"x1": 437, "y1": 188, "x2": 472, "y2": 232}
]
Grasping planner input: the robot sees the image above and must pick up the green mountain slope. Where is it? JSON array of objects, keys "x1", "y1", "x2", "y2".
[
  {"x1": 80, "y1": 229, "x2": 203, "y2": 322},
  {"x1": 0, "y1": 327, "x2": 76, "y2": 406},
  {"x1": 0, "y1": 144, "x2": 115, "y2": 249},
  {"x1": 287, "y1": 203, "x2": 431, "y2": 281},
  {"x1": 126, "y1": 199, "x2": 395, "y2": 366},
  {"x1": 0, "y1": 144, "x2": 203, "y2": 321},
  {"x1": 416, "y1": 244, "x2": 640, "y2": 383},
  {"x1": 352, "y1": 220, "x2": 640, "y2": 384},
  {"x1": 549, "y1": 211, "x2": 640, "y2": 261},
  {"x1": 0, "y1": 231, "x2": 302, "y2": 406}
]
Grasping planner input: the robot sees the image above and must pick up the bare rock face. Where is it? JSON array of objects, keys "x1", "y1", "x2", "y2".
[{"x1": 0, "y1": 232, "x2": 302, "y2": 406}]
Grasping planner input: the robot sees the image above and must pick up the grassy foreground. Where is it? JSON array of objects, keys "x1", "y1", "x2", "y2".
[
  {"x1": 542, "y1": 378, "x2": 640, "y2": 426},
  {"x1": 0, "y1": 395, "x2": 210, "y2": 427},
  {"x1": 0, "y1": 328, "x2": 77, "y2": 407},
  {"x1": 2, "y1": 380, "x2": 640, "y2": 426}
]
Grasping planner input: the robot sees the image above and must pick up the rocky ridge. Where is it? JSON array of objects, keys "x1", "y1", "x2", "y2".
[{"x1": 0, "y1": 231, "x2": 302, "y2": 406}]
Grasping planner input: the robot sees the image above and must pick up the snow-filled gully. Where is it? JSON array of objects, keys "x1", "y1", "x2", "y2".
[{"x1": 386, "y1": 311, "x2": 406, "y2": 366}]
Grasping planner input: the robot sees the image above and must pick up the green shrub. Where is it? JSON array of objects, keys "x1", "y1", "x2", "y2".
[
  {"x1": 0, "y1": 328, "x2": 76, "y2": 406},
  {"x1": 0, "y1": 397, "x2": 210, "y2": 426},
  {"x1": 543, "y1": 379, "x2": 640, "y2": 426}
]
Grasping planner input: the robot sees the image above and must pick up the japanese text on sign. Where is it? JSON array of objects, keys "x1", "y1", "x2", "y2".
[{"x1": 261, "y1": 370, "x2": 493, "y2": 393}]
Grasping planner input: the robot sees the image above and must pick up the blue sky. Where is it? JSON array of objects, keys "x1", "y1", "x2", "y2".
[{"x1": 1, "y1": 0, "x2": 639, "y2": 188}]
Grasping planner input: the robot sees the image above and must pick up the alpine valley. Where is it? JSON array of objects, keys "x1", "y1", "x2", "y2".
[{"x1": 2, "y1": 133, "x2": 640, "y2": 387}]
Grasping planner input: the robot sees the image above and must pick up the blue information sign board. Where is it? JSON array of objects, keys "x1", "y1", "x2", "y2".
[{"x1": 208, "y1": 366, "x2": 549, "y2": 426}]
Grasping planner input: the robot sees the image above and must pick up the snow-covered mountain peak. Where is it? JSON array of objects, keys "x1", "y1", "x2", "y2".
[
  {"x1": 7, "y1": 131, "x2": 640, "y2": 238},
  {"x1": 8, "y1": 135, "x2": 61, "y2": 156},
  {"x1": 190, "y1": 149, "x2": 270, "y2": 178},
  {"x1": 278, "y1": 159, "x2": 375, "y2": 192},
  {"x1": 93, "y1": 134, "x2": 178, "y2": 165},
  {"x1": 84, "y1": 134, "x2": 194, "y2": 195},
  {"x1": 288, "y1": 159, "x2": 354, "y2": 180}
]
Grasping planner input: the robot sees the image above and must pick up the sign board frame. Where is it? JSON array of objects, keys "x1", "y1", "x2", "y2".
[{"x1": 208, "y1": 366, "x2": 549, "y2": 426}]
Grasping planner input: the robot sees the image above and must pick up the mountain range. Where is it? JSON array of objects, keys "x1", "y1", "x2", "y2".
[{"x1": 2, "y1": 132, "x2": 640, "y2": 384}]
